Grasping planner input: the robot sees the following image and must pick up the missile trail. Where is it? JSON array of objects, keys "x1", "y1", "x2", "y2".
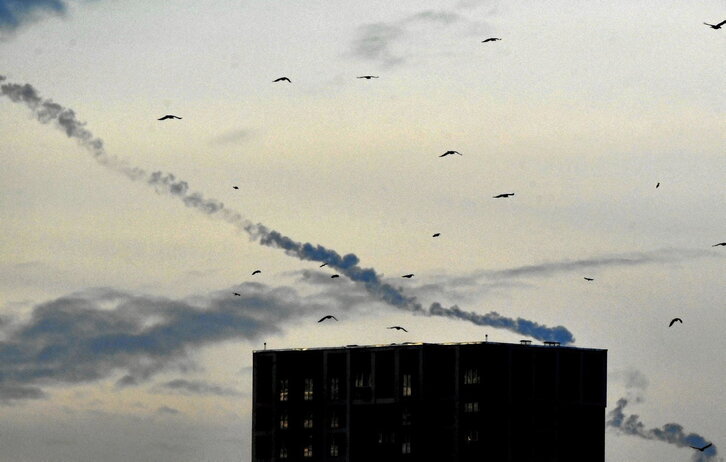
[{"x1": 0, "y1": 75, "x2": 575, "y2": 344}]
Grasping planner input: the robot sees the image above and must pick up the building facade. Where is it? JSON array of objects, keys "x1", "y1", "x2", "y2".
[{"x1": 252, "y1": 341, "x2": 606, "y2": 462}]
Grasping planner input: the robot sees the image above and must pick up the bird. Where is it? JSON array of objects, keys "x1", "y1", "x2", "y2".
[
  {"x1": 712, "y1": 242, "x2": 726, "y2": 247},
  {"x1": 252, "y1": 270, "x2": 261, "y2": 275},
  {"x1": 233, "y1": 186, "x2": 239, "y2": 190},
  {"x1": 357, "y1": 75, "x2": 379, "y2": 79},
  {"x1": 273, "y1": 77, "x2": 291, "y2": 82},
  {"x1": 402, "y1": 274, "x2": 414, "y2": 278},
  {"x1": 233, "y1": 292, "x2": 241, "y2": 296},
  {"x1": 331, "y1": 274, "x2": 340, "y2": 278},
  {"x1": 584, "y1": 277, "x2": 594, "y2": 281},
  {"x1": 158, "y1": 115, "x2": 182, "y2": 120},
  {"x1": 703, "y1": 20, "x2": 726, "y2": 29},
  {"x1": 388, "y1": 326, "x2": 408, "y2": 332},
  {"x1": 493, "y1": 193, "x2": 515, "y2": 198},
  {"x1": 482, "y1": 38, "x2": 501, "y2": 42},
  {"x1": 318, "y1": 315, "x2": 338, "y2": 323},
  {"x1": 432, "y1": 233, "x2": 440, "y2": 237},
  {"x1": 655, "y1": 182, "x2": 660, "y2": 189},
  {"x1": 668, "y1": 318, "x2": 683, "y2": 327},
  {"x1": 320, "y1": 263, "x2": 328, "y2": 267},
  {"x1": 439, "y1": 150, "x2": 461, "y2": 157},
  {"x1": 690, "y1": 443, "x2": 713, "y2": 452}
]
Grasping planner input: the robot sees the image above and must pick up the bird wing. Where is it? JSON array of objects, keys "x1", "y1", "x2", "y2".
[
  {"x1": 703, "y1": 443, "x2": 713, "y2": 449},
  {"x1": 716, "y1": 20, "x2": 726, "y2": 27},
  {"x1": 402, "y1": 327, "x2": 408, "y2": 332},
  {"x1": 439, "y1": 153, "x2": 448, "y2": 157}
]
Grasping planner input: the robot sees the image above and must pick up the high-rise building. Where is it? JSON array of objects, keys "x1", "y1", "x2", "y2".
[{"x1": 252, "y1": 341, "x2": 606, "y2": 462}]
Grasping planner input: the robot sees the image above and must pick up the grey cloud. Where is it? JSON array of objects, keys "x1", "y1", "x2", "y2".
[
  {"x1": 208, "y1": 128, "x2": 252, "y2": 146},
  {"x1": 157, "y1": 379, "x2": 243, "y2": 397},
  {"x1": 0, "y1": 284, "x2": 326, "y2": 401},
  {"x1": 0, "y1": 0, "x2": 67, "y2": 36},
  {"x1": 156, "y1": 406, "x2": 181, "y2": 416},
  {"x1": 349, "y1": 22, "x2": 405, "y2": 67}
]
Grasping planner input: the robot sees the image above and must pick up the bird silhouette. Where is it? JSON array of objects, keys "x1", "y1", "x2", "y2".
[
  {"x1": 584, "y1": 277, "x2": 594, "y2": 281},
  {"x1": 331, "y1": 274, "x2": 340, "y2": 278},
  {"x1": 439, "y1": 150, "x2": 462, "y2": 157},
  {"x1": 703, "y1": 20, "x2": 726, "y2": 29},
  {"x1": 712, "y1": 242, "x2": 726, "y2": 247},
  {"x1": 273, "y1": 77, "x2": 291, "y2": 82},
  {"x1": 655, "y1": 182, "x2": 660, "y2": 189},
  {"x1": 482, "y1": 38, "x2": 501, "y2": 42},
  {"x1": 318, "y1": 315, "x2": 338, "y2": 322},
  {"x1": 690, "y1": 443, "x2": 713, "y2": 452},
  {"x1": 388, "y1": 326, "x2": 408, "y2": 332},
  {"x1": 432, "y1": 233, "x2": 440, "y2": 237},
  {"x1": 320, "y1": 263, "x2": 328, "y2": 267},
  {"x1": 158, "y1": 115, "x2": 182, "y2": 120},
  {"x1": 357, "y1": 75, "x2": 379, "y2": 79},
  {"x1": 402, "y1": 274, "x2": 414, "y2": 278},
  {"x1": 252, "y1": 270, "x2": 261, "y2": 275},
  {"x1": 233, "y1": 186, "x2": 239, "y2": 190},
  {"x1": 233, "y1": 292, "x2": 241, "y2": 296},
  {"x1": 668, "y1": 318, "x2": 683, "y2": 327},
  {"x1": 493, "y1": 193, "x2": 515, "y2": 198}
]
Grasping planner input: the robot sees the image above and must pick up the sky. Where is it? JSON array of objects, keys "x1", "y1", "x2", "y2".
[{"x1": 0, "y1": 0, "x2": 724, "y2": 460}]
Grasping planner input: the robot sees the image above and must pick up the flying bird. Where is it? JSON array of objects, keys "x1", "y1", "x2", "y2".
[
  {"x1": 331, "y1": 274, "x2": 340, "y2": 278},
  {"x1": 482, "y1": 38, "x2": 501, "y2": 42},
  {"x1": 357, "y1": 75, "x2": 379, "y2": 79},
  {"x1": 492, "y1": 193, "x2": 515, "y2": 198},
  {"x1": 584, "y1": 277, "x2": 594, "y2": 281},
  {"x1": 252, "y1": 270, "x2": 261, "y2": 275},
  {"x1": 318, "y1": 315, "x2": 338, "y2": 323},
  {"x1": 157, "y1": 115, "x2": 182, "y2": 120},
  {"x1": 655, "y1": 182, "x2": 660, "y2": 189},
  {"x1": 320, "y1": 263, "x2": 328, "y2": 267},
  {"x1": 432, "y1": 233, "x2": 440, "y2": 237},
  {"x1": 233, "y1": 186, "x2": 239, "y2": 190},
  {"x1": 712, "y1": 242, "x2": 726, "y2": 247},
  {"x1": 233, "y1": 292, "x2": 241, "y2": 296},
  {"x1": 402, "y1": 274, "x2": 414, "y2": 278},
  {"x1": 690, "y1": 443, "x2": 713, "y2": 452},
  {"x1": 703, "y1": 20, "x2": 726, "y2": 29},
  {"x1": 273, "y1": 77, "x2": 291, "y2": 82},
  {"x1": 388, "y1": 326, "x2": 408, "y2": 332},
  {"x1": 668, "y1": 318, "x2": 683, "y2": 327},
  {"x1": 439, "y1": 150, "x2": 462, "y2": 157}
]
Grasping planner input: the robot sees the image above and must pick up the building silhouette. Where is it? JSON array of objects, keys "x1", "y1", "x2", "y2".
[{"x1": 252, "y1": 341, "x2": 606, "y2": 462}]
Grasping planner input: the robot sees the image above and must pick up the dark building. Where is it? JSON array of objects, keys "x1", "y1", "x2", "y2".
[{"x1": 252, "y1": 341, "x2": 606, "y2": 462}]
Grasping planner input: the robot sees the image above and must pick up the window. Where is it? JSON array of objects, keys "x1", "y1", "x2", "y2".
[
  {"x1": 402, "y1": 374, "x2": 412, "y2": 397},
  {"x1": 279, "y1": 379, "x2": 288, "y2": 402},
  {"x1": 355, "y1": 372, "x2": 369, "y2": 388},
  {"x1": 401, "y1": 435, "x2": 411, "y2": 454},
  {"x1": 329, "y1": 441, "x2": 339, "y2": 457},
  {"x1": 330, "y1": 377, "x2": 340, "y2": 400},
  {"x1": 402, "y1": 409, "x2": 411, "y2": 426},
  {"x1": 303, "y1": 445, "x2": 313, "y2": 458},
  {"x1": 304, "y1": 378, "x2": 314, "y2": 401},
  {"x1": 279, "y1": 446, "x2": 288, "y2": 459},
  {"x1": 464, "y1": 368, "x2": 480, "y2": 384},
  {"x1": 465, "y1": 430, "x2": 479, "y2": 443},
  {"x1": 279, "y1": 413, "x2": 288, "y2": 430},
  {"x1": 329, "y1": 411, "x2": 339, "y2": 429},
  {"x1": 304, "y1": 413, "x2": 314, "y2": 429},
  {"x1": 464, "y1": 401, "x2": 479, "y2": 413}
]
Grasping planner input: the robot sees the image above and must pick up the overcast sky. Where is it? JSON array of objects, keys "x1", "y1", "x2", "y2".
[{"x1": 1, "y1": 0, "x2": 724, "y2": 461}]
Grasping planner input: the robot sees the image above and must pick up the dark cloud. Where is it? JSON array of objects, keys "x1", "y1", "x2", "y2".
[
  {"x1": 0, "y1": 284, "x2": 325, "y2": 401},
  {"x1": 608, "y1": 398, "x2": 718, "y2": 462},
  {"x1": 156, "y1": 379, "x2": 242, "y2": 397},
  {"x1": 156, "y1": 406, "x2": 181, "y2": 416},
  {"x1": 0, "y1": 0, "x2": 67, "y2": 34}
]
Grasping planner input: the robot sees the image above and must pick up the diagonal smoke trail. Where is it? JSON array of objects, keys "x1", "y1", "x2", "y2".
[
  {"x1": 608, "y1": 398, "x2": 718, "y2": 462},
  {"x1": 0, "y1": 75, "x2": 575, "y2": 344}
]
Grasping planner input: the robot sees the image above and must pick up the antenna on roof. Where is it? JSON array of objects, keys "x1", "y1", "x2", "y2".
[
  {"x1": 264, "y1": 342, "x2": 267, "y2": 350},
  {"x1": 485, "y1": 334, "x2": 488, "y2": 342}
]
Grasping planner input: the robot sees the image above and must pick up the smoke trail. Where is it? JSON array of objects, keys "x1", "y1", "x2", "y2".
[
  {"x1": 608, "y1": 398, "x2": 718, "y2": 461},
  {"x1": 0, "y1": 75, "x2": 575, "y2": 344}
]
